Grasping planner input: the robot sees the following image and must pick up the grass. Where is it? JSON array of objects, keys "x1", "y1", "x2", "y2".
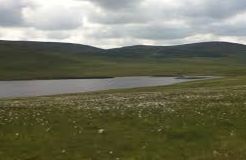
[
  {"x1": 1, "y1": 40, "x2": 246, "y2": 80},
  {"x1": 1, "y1": 76, "x2": 246, "y2": 159},
  {"x1": 1, "y1": 56, "x2": 246, "y2": 80}
]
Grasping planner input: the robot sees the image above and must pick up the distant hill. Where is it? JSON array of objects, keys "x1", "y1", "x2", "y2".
[
  {"x1": 0, "y1": 40, "x2": 246, "y2": 80},
  {"x1": 0, "y1": 40, "x2": 103, "y2": 56},
  {"x1": 0, "y1": 40, "x2": 106, "y2": 80},
  {"x1": 1, "y1": 40, "x2": 246, "y2": 58},
  {"x1": 105, "y1": 42, "x2": 246, "y2": 58}
]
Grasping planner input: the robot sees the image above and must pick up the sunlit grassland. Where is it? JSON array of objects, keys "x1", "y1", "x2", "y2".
[{"x1": 0, "y1": 76, "x2": 246, "y2": 159}]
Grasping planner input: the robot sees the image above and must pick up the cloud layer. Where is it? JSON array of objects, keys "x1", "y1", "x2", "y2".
[
  {"x1": 0, "y1": 0, "x2": 26, "y2": 26},
  {"x1": 0, "y1": 0, "x2": 246, "y2": 48}
]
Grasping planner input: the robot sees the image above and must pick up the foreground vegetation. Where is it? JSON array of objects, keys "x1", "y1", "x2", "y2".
[{"x1": 1, "y1": 76, "x2": 246, "y2": 159}]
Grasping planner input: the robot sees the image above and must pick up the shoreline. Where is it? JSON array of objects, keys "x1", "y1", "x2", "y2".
[
  {"x1": 0, "y1": 75, "x2": 216, "y2": 81},
  {"x1": 0, "y1": 76, "x2": 216, "y2": 99}
]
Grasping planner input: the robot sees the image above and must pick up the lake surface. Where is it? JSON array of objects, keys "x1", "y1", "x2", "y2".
[{"x1": 0, "y1": 76, "x2": 205, "y2": 98}]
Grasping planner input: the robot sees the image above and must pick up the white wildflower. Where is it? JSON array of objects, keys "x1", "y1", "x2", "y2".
[
  {"x1": 98, "y1": 129, "x2": 105, "y2": 134},
  {"x1": 61, "y1": 149, "x2": 66, "y2": 153}
]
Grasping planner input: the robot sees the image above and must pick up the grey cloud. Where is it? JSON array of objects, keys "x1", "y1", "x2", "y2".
[
  {"x1": 130, "y1": 26, "x2": 192, "y2": 40},
  {"x1": 2, "y1": 0, "x2": 246, "y2": 46},
  {"x1": 46, "y1": 31, "x2": 71, "y2": 39},
  {"x1": 85, "y1": 0, "x2": 143, "y2": 10},
  {"x1": 88, "y1": 9, "x2": 150, "y2": 24},
  {"x1": 85, "y1": 0, "x2": 246, "y2": 43},
  {"x1": 216, "y1": 27, "x2": 246, "y2": 36},
  {"x1": 181, "y1": 0, "x2": 246, "y2": 20},
  {"x1": 209, "y1": 23, "x2": 246, "y2": 37},
  {"x1": 25, "y1": 6, "x2": 84, "y2": 30},
  {"x1": 0, "y1": 0, "x2": 26, "y2": 26},
  {"x1": 86, "y1": 0, "x2": 161, "y2": 25},
  {"x1": 85, "y1": 0, "x2": 246, "y2": 25},
  {"x1": 89, "y1": 23, "x2": 192, "y2": 40},
  {"x1": 0, "y1": 0, "x2": 83, "y2": 30}
]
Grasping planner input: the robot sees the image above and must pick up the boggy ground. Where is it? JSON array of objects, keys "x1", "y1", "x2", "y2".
[{"x1": 0, "y1": 76, "x2": 246, "y2": 160}]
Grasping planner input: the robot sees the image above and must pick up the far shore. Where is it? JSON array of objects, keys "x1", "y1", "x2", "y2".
[{"x1": 0, "y1": 75, "x2": 217, "y2": 81}]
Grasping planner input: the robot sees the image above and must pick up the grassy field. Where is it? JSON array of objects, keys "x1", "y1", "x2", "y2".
[
  {"x1": 1, "y1": 56, "x2": 246, "y2": 80},
  {"x1": 1, "y1": 76, "x2": 246, "y2": 159}
]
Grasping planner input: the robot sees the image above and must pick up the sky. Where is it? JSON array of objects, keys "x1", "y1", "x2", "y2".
[{"x1": 1, "y1": 0, "x2": 246, "y2": 48}]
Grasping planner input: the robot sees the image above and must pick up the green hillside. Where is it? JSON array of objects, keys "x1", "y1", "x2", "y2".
[
  {"x1": 0, "y1": 40, "x2": 246, "y2": 80},
  {"x1": 105, "y1": 42, "x2": 246, "y2": 58},
  {"x1": 0, "y1": 40, "x2": 103, "y2": 55}
]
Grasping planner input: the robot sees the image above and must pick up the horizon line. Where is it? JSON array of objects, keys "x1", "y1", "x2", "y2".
[{"x1": 0, "y1": 39, "x2": 245, "y2": 50}]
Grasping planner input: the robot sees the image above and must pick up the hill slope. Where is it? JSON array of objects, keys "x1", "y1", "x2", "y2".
[
  {"x1": 0, "y1": 40, "x2": 108, "y2": 80},
  {"x1": 105, "y1": 42, "x2": 246, "y2": 58},
  {"x1": 0, "y1": 40, "x2": 103, "y2": 55},
  {"x1": 0, "y1": 40, "x2": 246, "y2": 80}
]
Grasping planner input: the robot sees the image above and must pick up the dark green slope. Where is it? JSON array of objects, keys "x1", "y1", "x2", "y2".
[
  {"x1": 0, "y1": 40, "x2": 103, "y2": 56},
  {"x1": 0, "y1": 40, "x2": 106, "y2": 80},
  {"x1": 105, "y1": 41, "x2": 246, "y2": 58},
  {"x1": 0, "y1": 40, "x2": 246, "y2": 80},
  {"x1": 1, "y1": 40, "x2": 246, "y2": 59},
  {"x1": 0, "y1": 40, "x2": 105, "y2": 71}
]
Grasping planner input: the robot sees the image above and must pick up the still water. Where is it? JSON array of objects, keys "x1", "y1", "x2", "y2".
[{"x1": 0, "y1": 76, "x2": 203, "y2": 98}]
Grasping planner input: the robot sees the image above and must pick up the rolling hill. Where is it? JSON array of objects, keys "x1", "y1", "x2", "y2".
[
  {"x1": 0, "y1": 40, "x2": 246, "y2": 80},
  {"x1": 105, "y1": 41, "x2": 246, "y2": 58},
  {"x1": 0, "y1": 40, "x2": 103, "y2": 55}
]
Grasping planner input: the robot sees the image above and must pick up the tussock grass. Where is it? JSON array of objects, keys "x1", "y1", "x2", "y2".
[{"x1": 1, "y1": 76, "x2": 246, "y2": 159}]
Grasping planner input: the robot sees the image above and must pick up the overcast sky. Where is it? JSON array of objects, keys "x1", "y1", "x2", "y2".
[{"x1": 1, "y1": 0, "x2": 246, "y2": 48}]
